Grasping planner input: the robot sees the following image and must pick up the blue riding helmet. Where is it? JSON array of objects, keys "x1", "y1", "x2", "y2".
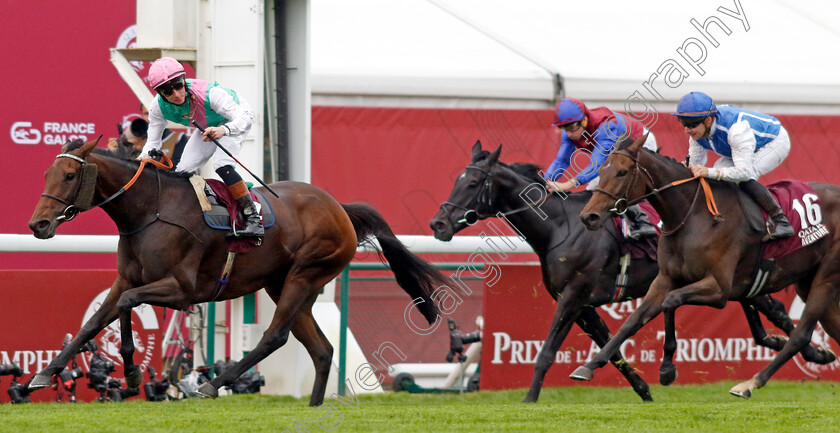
[
  {"x1": 672, "y1": 91, "x2": 718, "y2": 117},
  {"x1": 552, "y1": 98, "x2": 587, "y2": 126}
]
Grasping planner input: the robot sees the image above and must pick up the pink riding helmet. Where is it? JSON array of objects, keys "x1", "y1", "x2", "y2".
[{"x1": 148, "y1": 57, "x2": 186, "y2": 89}]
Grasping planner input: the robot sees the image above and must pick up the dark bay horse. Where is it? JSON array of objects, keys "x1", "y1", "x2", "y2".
[
  {"x1": 27, "y1": 138, "x2": 442, "y2": 405},
  {"x1": 429, "y1": 141, "x2": 829, "y2": 402},
  {"x1": 573, "y1": 135, "x2": 840, "y2": 398}
]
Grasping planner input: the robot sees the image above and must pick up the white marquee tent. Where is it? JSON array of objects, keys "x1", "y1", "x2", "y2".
[{"x1": 312, "y1": 0, "x2": 840, "y2": 114}]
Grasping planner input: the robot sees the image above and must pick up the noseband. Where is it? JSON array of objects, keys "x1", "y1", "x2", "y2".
[
  {"x1": 592, "y1": 150, "x2": 654, "y2": 215},
  {"x1": 439, "y1": 164, "x2": 537, "y2": 226},
  {"x1": 440, "y1": 165, "x2": 496, "y2": 226}
]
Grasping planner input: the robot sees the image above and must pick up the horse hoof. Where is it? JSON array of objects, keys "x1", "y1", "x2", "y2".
[
  {"x1": 197, "y1": 382, "x2": 219, "y2": 399},
  {"x1": 659, "y1": 365, "x2": 678, "y2": 386},
  {"x1": 522, "y1": 394, "x2": 538, "y2": 404},
  {"x1": 28, "y1": 374, "x2": 52, "y2": 390},
  {"x1": 125, "y1": 366, "x2": 143, "y2": 389},
  {"x1": 806, "y1": 347, "x2": 837, "y2": 365},
  {"x1": 729, "y1": 388, "x2": 751, "y2": 399},
  {"x1": 569, "y1": 366, "x2": 594, "y2": 381},
  {"x1": 728, "y1": 383, "x2": 752, "y2": 399}
]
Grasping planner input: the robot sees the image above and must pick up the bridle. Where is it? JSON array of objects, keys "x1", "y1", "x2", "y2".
[
  {"x1": 592, "y1": 150, "x2": 656, "y2": 215},
  {"x1": 439, "y1": 164, "x2": 538, "y2": 226},
  {"x1": 592, "y1": 149, "x2": 720, "y2": 236},
  {"x1": 41, "y1": 152, "x2": 173, "y2": 223}
]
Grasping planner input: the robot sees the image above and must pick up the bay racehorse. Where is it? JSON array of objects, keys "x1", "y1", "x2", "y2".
[
  {"x1": 429, "y1": 141, "x2": 831, "y2": 402},
  {"x1": 27, "y1": 137, "x2": 442, "y2": 405},
  {"x1": 572, "y1": 135, "x2": 840, "y2": 398}
]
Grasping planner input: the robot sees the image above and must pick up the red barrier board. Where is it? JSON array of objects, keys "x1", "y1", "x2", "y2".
[
  {"x1": 480, "y1": 264, "x2": 840, "y2": 390},
  {"x1": 0, "y1": 270, "x2": 164, "y2": 403}
]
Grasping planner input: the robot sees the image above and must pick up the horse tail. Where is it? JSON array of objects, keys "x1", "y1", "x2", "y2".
[{"x1": 341, "y1": 203, "x2": 441, "y2": 324}]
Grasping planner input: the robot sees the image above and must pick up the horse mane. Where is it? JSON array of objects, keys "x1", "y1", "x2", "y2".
[
  {"x1": 508, "y1": 162, "x2": 547, "y2": 186},
  {"x1": 616, "y1": 136, "x2": 693, "y2": 177},
  {"x1": 473, "y1": 149, "x2": 547, "y2": 186}
]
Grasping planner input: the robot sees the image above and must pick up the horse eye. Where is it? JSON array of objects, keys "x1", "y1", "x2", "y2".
[
  {"x1": 65, "y1": 172, "x2": 76, "y2": 181},
  {"x1": 468, "y1": 181, "x2": 479, "y2": 187},
  {"x1": 616, "y1": 170, "x2": 628, "y2": 177}
]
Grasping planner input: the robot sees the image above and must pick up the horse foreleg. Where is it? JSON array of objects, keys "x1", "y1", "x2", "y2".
[
  {"x1": 746, "y1": 295, "x2": 835, "y2": 364},
  {"x1": 522, "y1": 300, "x2": 579, "y2": 403},
  {"x1": 291, "y1": 309, "x2": 334, "y2": 407},
  {"x1": 116, "y1": 276, "x2": 189, "y2": 390},
  {"x1": 659, "y1": 309, "x2": 678, "y2": 386},
  {"x1": 29, "y1": 279, "x2": 125, "y2": 389},
  {"x1": 570, "y1": 275, "x2": 672, "y2": 381},
  {"x1": 731, "y1": 276, "x2": 840, "y2": 398},
  {"x1": 577, "y1": 306, "x2": 652, "y2": 401}
]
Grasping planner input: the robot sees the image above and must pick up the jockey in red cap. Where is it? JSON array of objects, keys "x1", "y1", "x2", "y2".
[{"x1": 546, "y1": 97, "x2": 658, "y2": 239}]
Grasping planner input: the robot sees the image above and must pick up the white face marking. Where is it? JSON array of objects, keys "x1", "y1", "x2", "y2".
[{"x1": 458, "y1": 172, "x2": 466, "y2": 180}]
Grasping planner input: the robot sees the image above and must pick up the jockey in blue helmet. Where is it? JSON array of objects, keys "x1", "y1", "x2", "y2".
[
  {"x1": 546, "y1": 97, "x2": 658, "y2": 239},
  {"x1": 673, "y1": 91, "x2": 793, "y2": 240}
]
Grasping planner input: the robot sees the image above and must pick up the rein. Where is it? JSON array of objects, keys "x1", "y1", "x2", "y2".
[
  {"x1": 593, "y1": 150, "x2": 723, "y2": 236},
  {"x1": 41, "y1": 153, "x2": 174, "y2": 223}
]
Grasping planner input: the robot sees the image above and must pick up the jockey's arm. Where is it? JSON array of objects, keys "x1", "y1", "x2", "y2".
[
  {"x1": 687, "y1": 138, "x2": 707, "y2": 168},
  {"x1": 544, "y1": 135, "x2": 576, "y2": 182},
  {"x1": 574, "y1": 122, "x2": 623, "y2": 186},
  {"x1": 709, "y1": 121, "x2": 757, "y2": 182},
  {"x1": 208, "y1": 87, "x2": 252, "y2": 136},
  {"x1": 140, "y1": 99, "x2": 167, "y2": 158}
]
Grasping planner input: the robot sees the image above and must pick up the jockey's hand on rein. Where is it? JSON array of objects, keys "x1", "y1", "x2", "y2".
[{"x1": 147, "y1": 149, "x2": 164, "y2": 160}]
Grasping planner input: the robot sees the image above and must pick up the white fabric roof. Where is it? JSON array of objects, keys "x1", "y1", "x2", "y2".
[{"x1": 311, "y1": 0, "x2": 840, "y2": 113}]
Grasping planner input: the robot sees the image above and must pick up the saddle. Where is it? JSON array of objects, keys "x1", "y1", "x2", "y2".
[{"x1": 188, "y1": 176, "x2": 275, "y2": 254}]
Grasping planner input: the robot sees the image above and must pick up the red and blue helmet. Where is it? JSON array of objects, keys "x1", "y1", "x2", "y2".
[
  {"x1": 672, "y1": 91, "x2": 718, "y2": 118},
  {"x1": 552, "y1": 98, "x2": 588, "y2": 126}
]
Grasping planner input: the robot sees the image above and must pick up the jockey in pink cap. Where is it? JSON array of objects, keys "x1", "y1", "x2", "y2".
[{"x1": 142, "y1": 57, "x2": 262, "y2": 238}]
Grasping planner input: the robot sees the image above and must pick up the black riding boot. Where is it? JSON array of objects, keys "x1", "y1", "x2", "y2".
[
  {"x1": 739, "y1": 179, "x2": 794, "y2": 240},
  {"x1": 231, "y1": 194, "x2": 264, "y2": 238},
  {"x1": 624, "y1": 204, "x2": 658, "y2": 240}
]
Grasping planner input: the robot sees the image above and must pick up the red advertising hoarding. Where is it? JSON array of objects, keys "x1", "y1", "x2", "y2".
[
  {"x1": 480, "y1": 264, "x2": 840, "y2": 390},
  {"x1": 0, "y1": 270, "x2": 164, "y2": 403}
]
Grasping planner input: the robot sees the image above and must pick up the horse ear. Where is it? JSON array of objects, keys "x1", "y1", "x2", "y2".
[
  {"x1": 79, "y1": 135, "x2": 103, "y2": 157},
  {"x1": 471, "y1": 140, "x2": 483, "y2": 160},
  {"x1": 486, "y1": 144, "x2": 502, "y2": 166},
  {"x1": 629, "y1": 133, "x2": 648, "y2": 154}
]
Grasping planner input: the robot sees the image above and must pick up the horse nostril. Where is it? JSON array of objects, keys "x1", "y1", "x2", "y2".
[
  {"x1": 29, "y1": 220, "x2": 49, "y2": 233},
  {"x1": 581, "y1": 213, "x2": 600, "y2": 227},
  {"x1": 430, "y1": 220, "x2": 444, "y2": 232}
]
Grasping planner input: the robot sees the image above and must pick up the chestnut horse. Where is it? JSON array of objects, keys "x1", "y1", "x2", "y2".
[
  {"x1": 27, "y1": 138, "x2": 442, "y2": 405},
  {"x1": 572, "y1": 135, "x2": 840, "y2": 398},
  {"x1": 430, "y1": 141, "x2": 830, "y2": 402}
]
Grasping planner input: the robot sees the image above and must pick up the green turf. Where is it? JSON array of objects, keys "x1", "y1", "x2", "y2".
[{"x1": 2, "y1": 382, "x2": 838, "y2": 433}]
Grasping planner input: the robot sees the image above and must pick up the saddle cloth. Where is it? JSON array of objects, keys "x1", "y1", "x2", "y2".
[
  {"x1": 196, "y1": 178, "x2": 276, "y2": 253},
  {"x1": 612, "y1": 200, "x2": 659, "y2": 262},
  {"x1": 762, "y1": 179, "x2": 829, "y2": 259}
]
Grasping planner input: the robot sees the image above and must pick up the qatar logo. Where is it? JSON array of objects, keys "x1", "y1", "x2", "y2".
[
  {"x1": 79, "y1": 288, "x2": 160, "y2": 373},
  {"x1": 789, "y1": 296, "x2": 840, "y2": 378},
  {"x1": 10, "y1": 121, "x2": 41, "y2": 145}
]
